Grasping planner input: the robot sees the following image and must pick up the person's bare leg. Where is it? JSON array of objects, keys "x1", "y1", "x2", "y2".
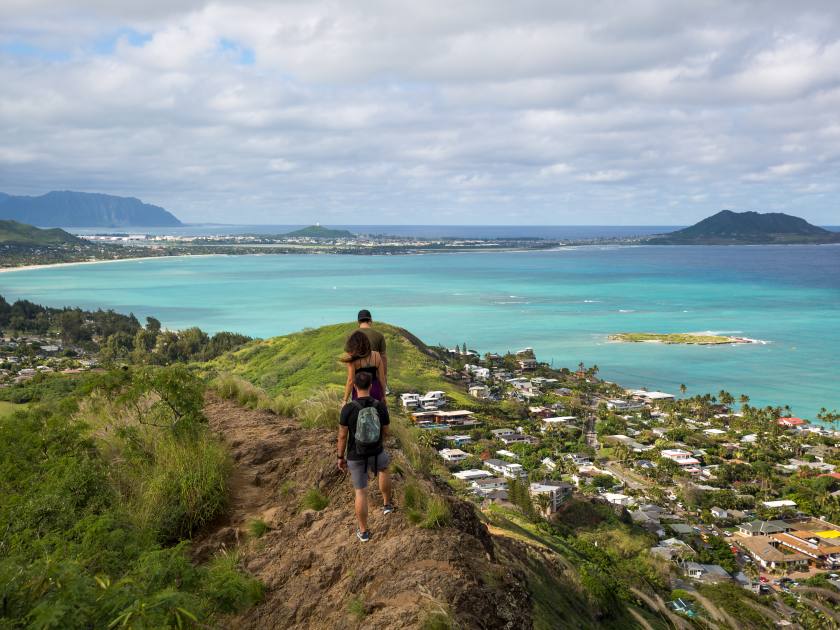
[
  {"x1": 378, "y1": 469, "x2": 392, "y2": 506},
  {"x1": 355, "y1": 488, "x2": 368, "y2": 532}
]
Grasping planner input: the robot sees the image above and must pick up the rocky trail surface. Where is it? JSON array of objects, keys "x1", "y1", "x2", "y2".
[{"x1": 193, "y1": 395, "x2": 530, "y2": 629}]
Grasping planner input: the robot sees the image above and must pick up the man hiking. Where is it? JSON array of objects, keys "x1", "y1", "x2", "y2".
[
  {"x1": 337, "y1": 370, "x2": 394, "y2": 542},
  {"x1": 355, "y1": 309, "x2": 387, "y2": 378}
]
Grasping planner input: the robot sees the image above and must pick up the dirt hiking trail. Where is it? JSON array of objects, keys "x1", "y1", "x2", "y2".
[{"x1": 194, "y1": 394, "x2": 529, "y2": 629}]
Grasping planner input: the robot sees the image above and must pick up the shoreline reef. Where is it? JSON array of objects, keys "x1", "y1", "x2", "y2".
[{"x1": 609, "y1": 332, "x2": 767, "y2": 345}]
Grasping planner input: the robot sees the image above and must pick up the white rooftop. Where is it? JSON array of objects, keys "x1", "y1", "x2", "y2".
[{"x1": 452, "y1": 469, "x2": 492, "y2": 480}]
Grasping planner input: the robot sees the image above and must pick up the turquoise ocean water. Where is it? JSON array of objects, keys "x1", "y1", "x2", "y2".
[{"x1": 1, "y1": 244, "x2": 838, "y2": 419}]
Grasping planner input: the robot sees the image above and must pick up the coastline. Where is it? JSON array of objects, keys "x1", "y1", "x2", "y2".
[
  {"x1": 0, "y1": 246, "x2": 543, "y2": 272},
  {"x1": 0, "y1": 254, "x2": 222, "y2": 274}
]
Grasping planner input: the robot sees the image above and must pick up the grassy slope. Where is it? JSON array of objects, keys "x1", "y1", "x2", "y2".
[
  {"x1": 0, "y1": 401, "x2": 25, "y2": 418},
  {"x1": 210, "y1": 323, "x2": 668, "y2": 627},
  {"x1": 0, "y1": 219, "x2": 85, "y2": 245},
  {"x1": 208, "y1": 321, "x2": 472, "y2": 406}
]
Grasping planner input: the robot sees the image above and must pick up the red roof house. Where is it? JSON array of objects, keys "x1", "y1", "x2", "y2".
[{"x1": 778, "y1": 417, "x2": 807, "y2": 427}]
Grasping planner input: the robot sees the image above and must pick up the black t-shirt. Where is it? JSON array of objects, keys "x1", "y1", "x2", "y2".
[{"x1": 340, "y1": 396, "x2": 389, "y2": 460}]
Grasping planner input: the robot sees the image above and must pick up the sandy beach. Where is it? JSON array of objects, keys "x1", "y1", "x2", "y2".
[{"x1": 0, "y1": 254, "x2": 219, "y2": 274}]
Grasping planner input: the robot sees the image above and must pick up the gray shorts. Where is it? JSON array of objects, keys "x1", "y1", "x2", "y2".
[{"x1": 347, "y1": 451, "x2": 390, "y2": 489}]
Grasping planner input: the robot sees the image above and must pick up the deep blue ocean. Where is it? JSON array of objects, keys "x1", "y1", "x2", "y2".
[{"x1": 2, "y1": 243, "x2": 838, "y2": 420}]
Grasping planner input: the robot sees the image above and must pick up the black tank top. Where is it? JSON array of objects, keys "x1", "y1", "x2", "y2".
[{"x1": 354, "y1": 354, "x2": 379, "y2": 382}]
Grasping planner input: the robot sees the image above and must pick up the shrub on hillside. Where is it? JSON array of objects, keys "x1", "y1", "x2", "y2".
[
  {"x1": 211, "y1": 373, "x2": 268, "y2": 409},
  {"x1": 301, "y1": 488, "x2": 329, "y2": 511},
  {"x1": 403, "y1": 480, "x2": 451, "y2": 529},
  {"x1": 296, "y1": 388, "x2": 343, "y2": 429},
  {"x1": 0, "y1": 395, "x2": 259, "y2": 628},
  {"x1": 115, "y1": 427, "x2": 231, "y2": 541}
]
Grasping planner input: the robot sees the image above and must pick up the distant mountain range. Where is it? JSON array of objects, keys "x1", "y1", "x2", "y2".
[
  {"x1": 0, "y1": 191, "x2": 182, "y2": 227},
  {"x1": 0, "y1": 220, "x2": 88, "y2": 246},
  {"x1": 284, "y1": 225, "x2": 354, "y2": 238},
  {"x1": 649, "y1": 210, "x2": 840, "y2": 244}
]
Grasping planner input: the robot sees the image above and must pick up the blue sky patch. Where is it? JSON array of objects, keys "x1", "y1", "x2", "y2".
[{"x1": 219, "y1": 38, "x2": 255, "y2": 65}]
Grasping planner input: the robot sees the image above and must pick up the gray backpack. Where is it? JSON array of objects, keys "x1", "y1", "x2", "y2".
[{"x1": 352, "y1": 400, "x2": 382, "y2": 457}]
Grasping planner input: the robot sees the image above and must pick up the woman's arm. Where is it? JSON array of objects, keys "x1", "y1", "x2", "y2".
[
  {"x1": 375, "y1": 352, "x2": 387, "y2": 400},
  {"x1": 343, "y1": 362, "x2": 355, "y2": 404}
]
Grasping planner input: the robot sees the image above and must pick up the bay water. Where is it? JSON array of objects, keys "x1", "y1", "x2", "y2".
[{"x1": 2, "y1": 244, "x2": 838, "y2": 419}]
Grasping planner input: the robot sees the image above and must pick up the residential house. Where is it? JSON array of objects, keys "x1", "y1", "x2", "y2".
[
  {"x1": 605, "y1": 434, "x2": 652, "y2": 453},
  {"x1": 484, "y1": 458, "x2": 528, "y2": 479},
  {"x1": 710, "y1": 507, "x2": 729, "y2": 521},
  {"x1": 773, "y1": 530, "x2": 840, "y2": 569},
  {"x1": 496, "y1": 449, "x2": 518, "y2": 460},
  {"x1": 452, "y1": 469, "x2": 493, "y2": 481},
  {"x1": 518, "y1": 358, "x2": 538, "y2": 370},
  {"x1": 439, "y1": 448, "x2": 469, "y2": 463},
  {"x1": 571, "y1": 465, "x2": 612, "y2": 487},
  {"x1": 778, "y1": 416, "x2": 808, "y2": 428},
  {"x1": 490, "y1": 428, "x2": 515, "y2": 438},
  {"x1": 660, "y1": 449, "x2": 701, "y2": 466},
  {"x1": 565, "y1": 453, "x2": 592, "y2": 466},
  {"x1": 445, "y1": 435, "x2": 472, "y2": 447},
  {"x1": 739, "y1": 536, "x2": 809, "y2": 573},
  {"x1": 412, "y1": 410, "x2": 478, "y2": 427},
  {"x1": 762, "y1": 499, "x2": 797, "y2": 510},
  {"x1": 650, "y1": 537, "x2": 695, "y2": 561},
  {"x1": 736, "y1": 520, "x2": 790, "y2": 537},
  {"x1": 499, "y1": 433, "x2": 539, "y2": 446},
  {"x1": 540, "y1": 416, "x2": 577, "y2": 432},
  {"x1": 464, "y1": 364, "x2": 491, "y2": 380},
  {"x1": 471, "y1": 477, "x2": 508, "y2": 495},
  {"x1": 529, "y1": 481, "x2": 573, "y2": 514},
  {"x1": 468, "y1": 384, "x2": 490, "y2": 399},
  {"x1": 602, "y1": 492, "x2": 634, "y2": 507},
  {"x1": 528, "y1": 406, "x2": 553, "y2": 418},
  {"x1": 669, "y1": 523, "x2": 697, "y2": 537},
  {"x1": 605, "y1": 399, "x2": 645, "y2": 411},
  {"x1": 628, "y1": 389, "x2": 675, "y2": 403},
  {"x1": 400, "y1": 393, "x2": 420, "y2": 409},
  {"x1": 779, "y1": 459, "x2": 835, "y2": 474},
  {"x1": 684, "y1": 563, "x2": 732, "y2": 584},
  {"x1": 541, "y1": 457, "x2": 557, "y2": 471}
]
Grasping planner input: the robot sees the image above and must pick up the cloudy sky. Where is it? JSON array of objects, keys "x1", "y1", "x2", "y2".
[{"x1": 2, "y1": 1, "x2": 840, "y2": 225}]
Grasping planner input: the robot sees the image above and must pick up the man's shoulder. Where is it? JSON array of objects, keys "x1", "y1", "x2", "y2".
[{"x1": 340, "y1": 402, "x2": 359, "y2": 422}]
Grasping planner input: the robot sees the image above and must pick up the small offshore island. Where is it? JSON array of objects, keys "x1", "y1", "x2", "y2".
[{"x1": 610, "y1": 332, "x2": 765, "y2": 345}]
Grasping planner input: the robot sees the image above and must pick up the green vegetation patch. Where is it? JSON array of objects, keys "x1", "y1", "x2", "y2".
[
  {"x1": 301, "y1": 488, "x2": 329, "y2": 511},
  {"x1": 0, "y1": 366, "x2": 261, "y2": 628},
  {"x1": 0, "y1": 219, "x2": 86, "y2": 246},
  {"x1": 284, "y1": 225, "x2": 355, "y2": 238},
  {"x1": 0, "y1": 400, "x2": 24, "y2": 418},
  {"x1": 209, "y1": 322, "x2": 471, "y2": 406},
  {"x1": 402, "y1": 480, "x2": 452, "y2": 529},
  {"x1": 610, "y1": 332, "x2": 742, "y2": 345}
]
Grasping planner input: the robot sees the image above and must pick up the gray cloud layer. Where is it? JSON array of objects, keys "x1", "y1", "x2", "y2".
[{"x1": 1, "y1": 1, "x2": 839, "y2": 224}]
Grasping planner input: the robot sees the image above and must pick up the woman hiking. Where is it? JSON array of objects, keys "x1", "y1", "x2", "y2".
[{"x1": 342, "y1": 330, "x2": 387, "y2": 404}]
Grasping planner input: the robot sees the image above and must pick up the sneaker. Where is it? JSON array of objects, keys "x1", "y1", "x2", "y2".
[
  {"x1": 356, "y1": 529, "x2": 371, "y2": 542},
  {"x1": 383, "y1": 503, "x2": 396, "y2": 515}
]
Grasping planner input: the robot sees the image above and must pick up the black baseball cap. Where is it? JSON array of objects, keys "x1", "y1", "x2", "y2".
[{"x1": 357, "y1": 309, "x2": 372, "y2": 322}]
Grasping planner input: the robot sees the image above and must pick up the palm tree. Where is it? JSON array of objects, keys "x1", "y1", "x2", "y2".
[
  {"x1": 679, "y1": 384, "x2": 687, "y2": 396},
  {"x1": 534, "y1": 493, "x2": 552, "y2": 517}
]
